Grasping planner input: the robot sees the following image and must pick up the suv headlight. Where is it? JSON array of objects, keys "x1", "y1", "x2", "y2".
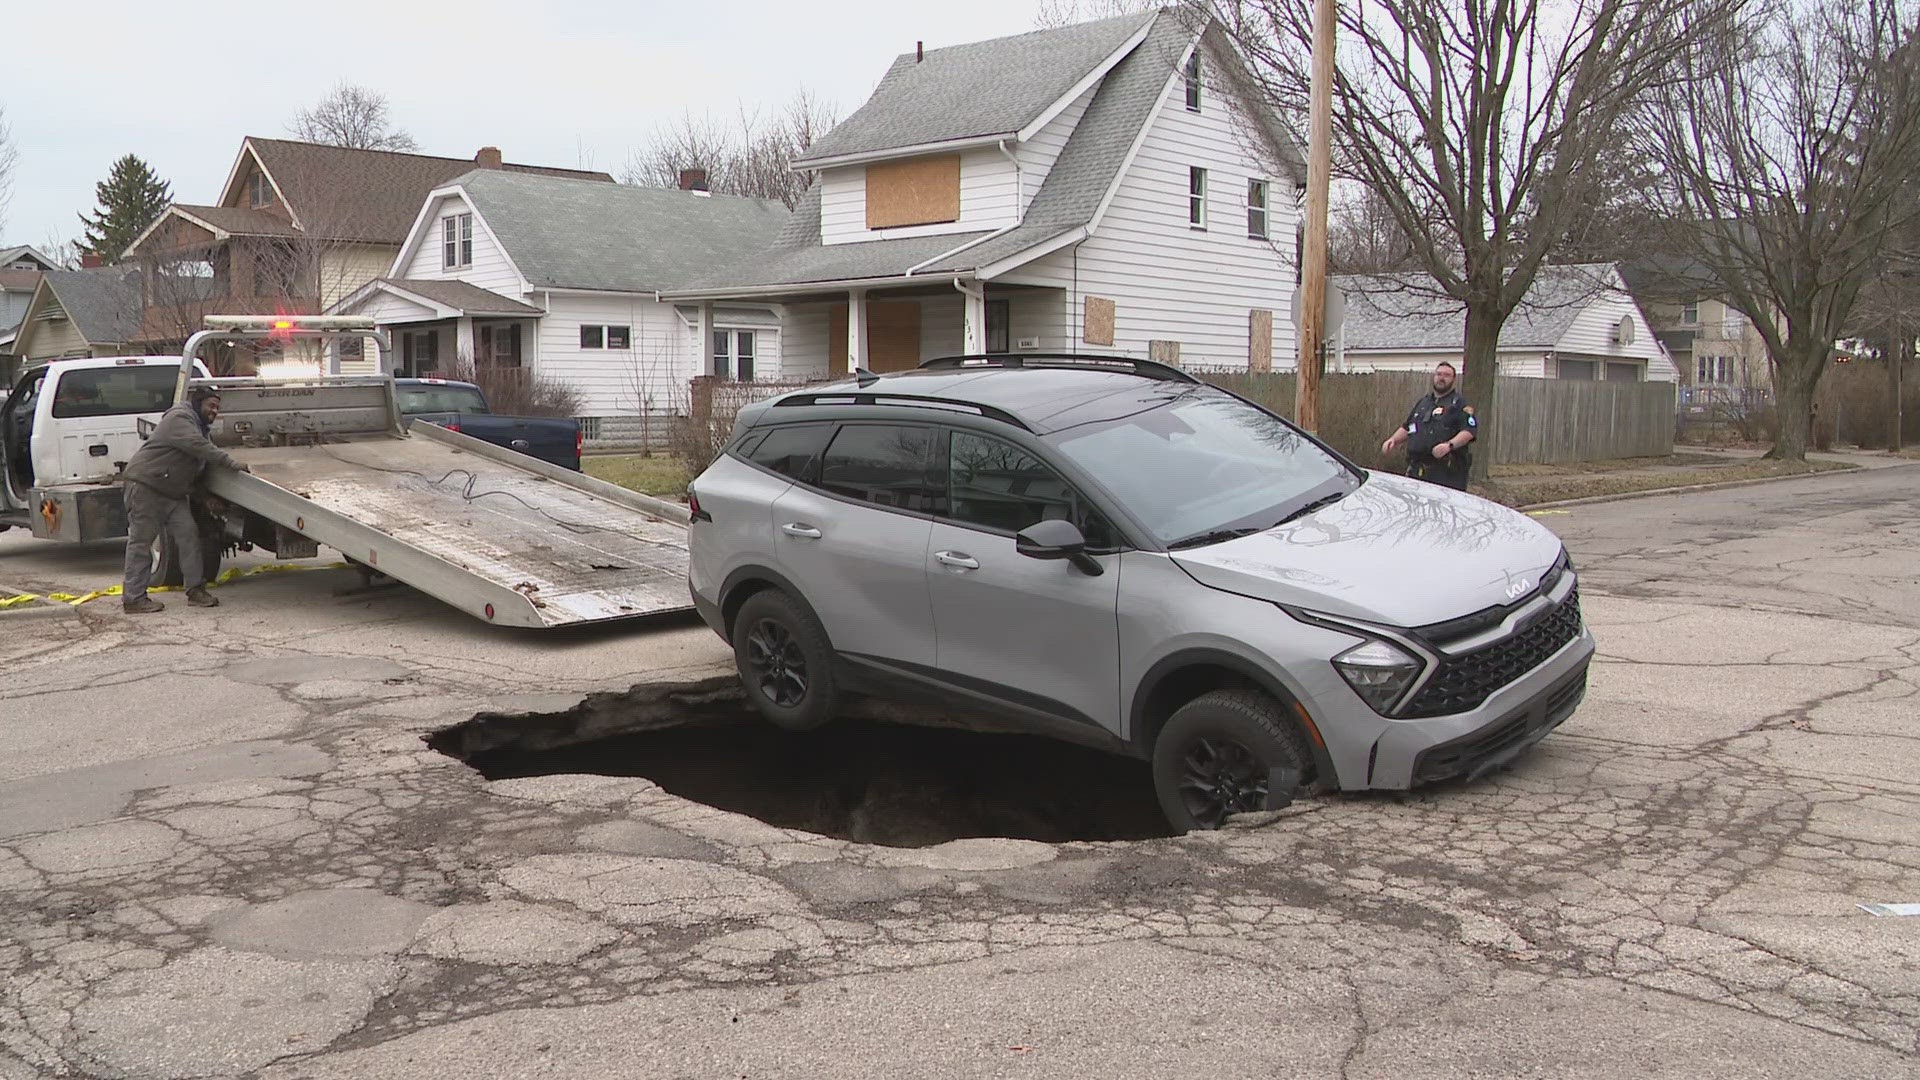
[{"x1": 1333, "y1": 639, "x2": 1421, "y2": 713}]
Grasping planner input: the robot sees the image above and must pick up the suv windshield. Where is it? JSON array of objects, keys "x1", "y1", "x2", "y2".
[
  {"x1": 1048, "y1": 388, "x2": 1355, "y2": 547},
  {"x1": 397, "y1": 384, "x2": 489, "y2": 416}
]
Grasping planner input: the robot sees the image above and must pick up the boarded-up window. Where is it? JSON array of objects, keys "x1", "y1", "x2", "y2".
[
  {"x1": 1083, "y1": 296, "x2": 1116, "y2": 346},
  {"x1": 1149, "y1": 340, "x2": 1182, "y2": 366},
  {"x1": 1249, "y1": 309, "x2": 1273, "y2": 372},
  {"x1": 865, "y1": 156, "x2": 961, "y2": 230},
  {"x1": 830, "y1": 301, "x2": 924, "y2": 373}
]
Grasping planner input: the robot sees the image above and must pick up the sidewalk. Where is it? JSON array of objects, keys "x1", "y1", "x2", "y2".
[{"x1": 1478, "y1": 448, "x2": 1898, "y2": 509}]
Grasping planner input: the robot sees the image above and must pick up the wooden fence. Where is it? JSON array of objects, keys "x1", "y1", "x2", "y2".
[{"x1": 1193, "y1": 369, "x2": 1675, "y2": 468}]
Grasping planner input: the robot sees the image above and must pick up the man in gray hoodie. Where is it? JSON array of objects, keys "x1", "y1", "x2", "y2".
[{"x1": 120, "y1": 388, "x2": 250, "y2": 613}]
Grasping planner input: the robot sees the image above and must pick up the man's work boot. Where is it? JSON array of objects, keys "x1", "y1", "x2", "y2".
[
  {"x1": 123, "y1": 596, "x2": 164, "y2": 614},
  {"x1": 186, "y1": 587, "x2": 220, "y2": 608}
]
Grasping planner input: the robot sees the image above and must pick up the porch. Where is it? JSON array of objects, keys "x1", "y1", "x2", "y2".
[{"x1": 330, "y1": 278, "x2": 546, "y2": 377}]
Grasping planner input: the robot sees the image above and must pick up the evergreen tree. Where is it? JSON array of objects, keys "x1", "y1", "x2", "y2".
[{"x1": 77, "y1": 154, "x2": 171, "y2": 265}]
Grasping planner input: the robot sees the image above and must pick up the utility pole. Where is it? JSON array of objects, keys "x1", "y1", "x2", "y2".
[{"x1": 1293, "y1": 0, "x2": 1336, "y2": 434}]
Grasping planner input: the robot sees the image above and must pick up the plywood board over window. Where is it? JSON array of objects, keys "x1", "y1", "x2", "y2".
[
  {"x1": 866, "y1": 155, "x2": 961, "y2": 230},
  {"x1": 830, "y1": 301, "x2": 924, "y2": 373},
  {"x1": 1149, "y1": 340, "x2": 1182, "y2": 366},
  {"x1": 1083, "y1": 296, "x2": 1116, "y2": 346},
  {"x1": 1249, "y1": 309, "x2": 1274, "y2": 372}
]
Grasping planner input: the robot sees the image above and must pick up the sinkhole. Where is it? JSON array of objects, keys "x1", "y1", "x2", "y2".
[{"x1": 426, "y1": 680, "x2": 1176, "y2": 847}]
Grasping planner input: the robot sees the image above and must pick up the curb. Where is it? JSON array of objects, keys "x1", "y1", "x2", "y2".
[
  {"x1": 1508, "y1": 461, "x2": 1899, "y2": 512},
  {"x1": 0, "y1": 599, "x2": 81, "y2": 620}
]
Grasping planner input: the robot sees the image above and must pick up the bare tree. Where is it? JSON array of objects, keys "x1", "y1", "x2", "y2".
[
  {"x1": 288, "y1": 82, "x2": 419, "y2": 152},
  {"x1": 1640, "y1": 0, "x2": 1920, "y2": 459},
  {"x1": 1220, "y1": 0, "x2": 1737, "y2": 477},
  {"x1": 1035, "y1": 0, "x2": 1155, "y2": 28},
  {"x1": 1328, "y1": 185, "x2": 1417, "y2": 274},
  {"x1": 0, "y1": 104, "x2": 17, "y2": 238},
  {"x1": 623, "y1": 90, "x2": 838, "y2": 208}
]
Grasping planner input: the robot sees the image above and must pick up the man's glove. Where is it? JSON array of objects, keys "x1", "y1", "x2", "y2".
[{"x1": 234, "y1": 463, "x2": 252, "y2": 474}]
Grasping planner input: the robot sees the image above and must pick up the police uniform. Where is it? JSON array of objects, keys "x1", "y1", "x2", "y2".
[{"x1": 1402, "y1": 388, "x2": 1476, "y2": 490}]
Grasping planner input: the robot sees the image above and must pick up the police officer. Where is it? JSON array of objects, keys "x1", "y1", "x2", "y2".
[{"x1": 1381, "y1": 361, "x2": 1476, "y2": 490}]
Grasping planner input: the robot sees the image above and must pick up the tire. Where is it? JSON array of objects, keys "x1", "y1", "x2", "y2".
[
  {"x1": 154, "y1": 530, "x2": 224, "y2": 589},
  {"x1": 1151, "y1": 690, "x2": 1314, "y2": 832},
  {"x1": 731, "y1": 590, "x2": 839, "y2": 732}
]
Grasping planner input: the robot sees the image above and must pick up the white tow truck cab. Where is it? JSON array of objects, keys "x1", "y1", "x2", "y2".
[{"x1": 0, "y1": 316, "x2": 695, "y2": 627}]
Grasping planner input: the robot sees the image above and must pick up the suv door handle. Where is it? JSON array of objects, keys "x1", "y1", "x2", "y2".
[
  {"x1": 781, "y1": 523, "x2": 823, "y2": 539},
  {"x1": 934, "y1": 550, "x2": 979, "y2": 570}
]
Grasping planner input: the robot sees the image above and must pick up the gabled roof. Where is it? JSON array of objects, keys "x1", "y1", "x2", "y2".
[
  {"x1": 33, "y1": 268, "x2": 145, "y2": 346},
  {"x1": 794, "y1": 12, "x2": 1159, "y2": 167},
  {"x1": 1336, "y1": 264, "x2": 1628, "y2": 352},
  {"x1": 224, "y1": 138, "x2": 617, "y2": 245},
  {"x1": 0, "y1": 245, "x2": 57, "y2": 271},
  {"x1": 168, "y1": 205, "x2": 305, "y2": 240},
  {"x1": 442, "y1": 170, "x2": 790, "y2": 293},
  {"x1": 342, "y1": 277, "x2": 544, "y2": 318}
]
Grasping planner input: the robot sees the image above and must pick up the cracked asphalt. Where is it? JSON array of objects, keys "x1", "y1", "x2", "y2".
[{"x1": 2, "y1": 463, "x2": 1917, "y2": 1078}]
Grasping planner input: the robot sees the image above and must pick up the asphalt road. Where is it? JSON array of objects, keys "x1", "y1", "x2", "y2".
[{"x1": 2, "y1": 463, "x2": 1916, "y2": 1078}]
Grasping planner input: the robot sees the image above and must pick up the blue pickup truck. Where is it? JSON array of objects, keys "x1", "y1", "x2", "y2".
[{"x1": 395, "y1": 378, "x2": 582, "y2": 471}]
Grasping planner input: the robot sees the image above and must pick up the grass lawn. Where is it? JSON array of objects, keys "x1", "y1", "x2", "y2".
[
  {"x1": 584, "y1": 454, "x2": 691, "y2": 499},
  {"x1": 1481, "y1": 456, "x2": 1853, "y2": 507}
]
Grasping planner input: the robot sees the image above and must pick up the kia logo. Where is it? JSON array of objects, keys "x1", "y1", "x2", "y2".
[{"x1": 1506, "y1": 578, "x2": 1534, "y2": 600}]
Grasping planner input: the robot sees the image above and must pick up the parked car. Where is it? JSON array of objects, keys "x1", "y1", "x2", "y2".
[
  {"x1": 685, "y1": 354, "x2": 1594, "y2": 832},
  {"x1": 396, "y1": 378, "x2": 581, "y2": 470}
]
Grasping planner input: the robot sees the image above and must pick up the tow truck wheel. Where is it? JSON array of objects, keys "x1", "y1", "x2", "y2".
[
  {"x1": 732, "y1": 590, "x2": 838, "y2": 733},
  {"x1": 1151, "y1": 690, "x2": 1313, "y2": 833},
  {"x1": 154, "y1": 531, "x2": 224, "y2": 589}
]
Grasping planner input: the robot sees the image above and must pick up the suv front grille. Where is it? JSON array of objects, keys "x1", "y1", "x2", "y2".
[{"x1": 1401, "y1": 588, "x2": 1583, "y2": 718}]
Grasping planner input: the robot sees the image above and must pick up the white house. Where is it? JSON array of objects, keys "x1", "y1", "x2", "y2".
[
  {"x1": 331, "y1": 169, "x2": 789, "y2": 417},
  {"x1": 663, "y1": 10, "x2": 1307, "y2": 376},
  {"x1": 1332, "y1": 263, "x2": 1678, "y2": 382}
]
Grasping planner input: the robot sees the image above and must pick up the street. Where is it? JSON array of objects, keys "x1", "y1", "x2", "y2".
[{"x1": 2, "y1": 465, "x2": 1918, "y2": 1078}]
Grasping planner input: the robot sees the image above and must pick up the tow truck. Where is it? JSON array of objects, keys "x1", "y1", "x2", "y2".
[{"x1": 0, "y1": 316, "x2": 692, "y2": 628}]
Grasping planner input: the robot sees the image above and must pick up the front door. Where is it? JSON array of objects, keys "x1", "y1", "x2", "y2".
[
  {"x1": 769, "y1": 422, "x2": 940, "y2": 667},
  {"x1": 925, "y1": 429, "x2": 1123, "y2": 733}
]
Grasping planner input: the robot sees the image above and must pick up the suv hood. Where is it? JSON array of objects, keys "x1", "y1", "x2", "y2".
[{"x1": 1169, "y1": 472, "x2": 1565, "y2": 628}]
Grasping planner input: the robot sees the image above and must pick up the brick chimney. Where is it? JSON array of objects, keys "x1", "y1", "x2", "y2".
[
  {"x1": 80, "y1": 253, "x2": 104, "y2": 269},
  {"x1": 475, "y1": 146, "x2": 503, "y2": 169},
  {"x1": 678, "y1": 168, "x2": 709, "y2": 192}
]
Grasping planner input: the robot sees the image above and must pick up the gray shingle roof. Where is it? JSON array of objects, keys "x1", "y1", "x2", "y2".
[
  {"x1": 454, "y1": 170, "x2": 790, "y2": 293},
  {"x1": 40, "y1": 267, "x2": 145, "y2": 345},
  {"x1": 794, "y1": 12, "x2": 1157, "y2": 166},
  {"x1": 380, "y1": 278, "x2": 543, "y2": 315},
  {"x1": 171, "y1": 204, "x2": 304, "y2": 238},
  {"x1": 1336, "y1": 264, "x2": 1623, "y2": 352},
  {"x1": 0, "y1": 246, "x2": 57, "y2": 270}
]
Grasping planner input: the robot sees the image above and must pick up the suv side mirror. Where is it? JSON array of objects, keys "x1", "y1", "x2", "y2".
[{"x1": 1016, "y1": 519, "x2": 1105, "y2": 577}]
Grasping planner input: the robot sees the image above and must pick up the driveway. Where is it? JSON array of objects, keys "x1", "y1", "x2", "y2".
[{"x1": 2, "y1": 463, "x2": 1916, "y2": 1078}]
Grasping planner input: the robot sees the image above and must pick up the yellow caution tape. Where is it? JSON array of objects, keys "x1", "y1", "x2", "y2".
[{"x1": 2, "y1": 562, "x2": 352, "y2": 610}]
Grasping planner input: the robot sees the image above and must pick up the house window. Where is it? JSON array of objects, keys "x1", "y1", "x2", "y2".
[
  {"x1": 442, "y1": 214, "x2": 473, "y2": 270},
  {"x1": 713, "y1": 330, "x2": 757, "y2": 381},
  {"x1": 579, "y1": 324, "x2": 629, "y2": 349},
  {"x1": 1184, "y1": 51, "x2": 1203, "y2": 112},
  {"x1": 866, "y1": 155, "x2": 962, "y2": 230},
  {"x1": 605, "y1": 325, "x2": 631, "y2": 349},
  {"x1": 1247, "y1": 179, "x2": 1269, "y2": 239},
  {"x1": 986, "y1": 300, "x2": 1010, "y2": 353},
  {"x1": 1189, "y1": 167, "x2": 1207, "y2": 229},
  {"x1": 1681, "y1": 300, "x2": 1699, "y2": 324},
  {"x1": 401, "y1": 330, "x2": 439, "y2": 377},
  {"x1": 580, "y1": 325, "x2": 604, "y2": 349},
  {"x1": 249, "y1": 173, "x2": 273, "y2": 209}
]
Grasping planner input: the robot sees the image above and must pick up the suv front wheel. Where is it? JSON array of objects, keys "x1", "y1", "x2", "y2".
[
  {"x1": 1152, "y1": 690, "x2": 1313, "y2": 832},
  {"x1": 732, "y1": 589, "x2": 839, "y2": 732}
]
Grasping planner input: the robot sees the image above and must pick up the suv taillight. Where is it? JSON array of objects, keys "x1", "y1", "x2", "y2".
[
  {"x1": 576, "y1": 426, "x2": 584, "y2": 458},
  {"x1": 445, "y1": 420, "x2": 460, "y2": 433},
  {"x1": 688, "y1": 489, "x2": 710, "y2": 523}
]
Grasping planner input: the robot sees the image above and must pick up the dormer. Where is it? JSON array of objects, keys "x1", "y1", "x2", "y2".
[{"x1": 793, "y1": 13, "x2": 1157, "y2": 246}]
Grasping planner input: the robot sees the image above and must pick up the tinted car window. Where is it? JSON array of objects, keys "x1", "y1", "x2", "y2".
[
  {"x1": 49, "y1": 365, "x2": 186, "y2": 419},
  {"x1": 744, "y1": 423, "x2": 832, "y2": 479},
  {"x1": 396, "y1": 384, "x2": 490, "y2": 415},
  {"x1": 947, "y1": 431, "x2": 1117, "y2": 548},
  {"x1": 817, "y1": 424, "x2": 939, "y2": 512}
]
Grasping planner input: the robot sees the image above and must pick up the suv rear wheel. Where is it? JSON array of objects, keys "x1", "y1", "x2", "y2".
[
  {"x1": 1152, "y1": 690, "x2": 1313, "y2": 832},
  {"x1": 732, "y1": 590, "x2": 839, "y2": 732}
]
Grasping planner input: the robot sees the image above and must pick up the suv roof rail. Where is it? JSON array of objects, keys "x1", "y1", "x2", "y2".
[
  {"x1": 772, "y1": 391, "x2": 1031, "y2": 431},
  {"x1": 919, "y1": 352, "x2": 1201, "y2": 384}
]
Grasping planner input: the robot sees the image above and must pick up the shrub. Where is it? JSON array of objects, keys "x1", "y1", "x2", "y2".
[{"x1": 438, "y1": 353, "x2": 583, "y2": 418}]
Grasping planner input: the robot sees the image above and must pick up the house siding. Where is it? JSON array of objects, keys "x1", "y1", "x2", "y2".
[
  {"x1": 535, "y1": 295, "x2": 787, "y2": 417},
  {"x1": 1014, "y1": 83, "x2": 1099, "y2": 216},
  {"x1": 1003, "y1": 69, "x2": 1301, "y2": 371},
  {"x1": 1556, "y1": 287, "x2": 1675, "y2": 381},
  {"x1": 22, "y1": 316, "x2": 95, "y2": 362},
  {"x1": 398, "y1": 195, "x2": 524, "y2": 296},
  {"x1": 819, "y1": 148, "x2": 1021, "y2": 246},
  {"x1": 320, "y1": 244, "x2": 399, "y2": 309}
]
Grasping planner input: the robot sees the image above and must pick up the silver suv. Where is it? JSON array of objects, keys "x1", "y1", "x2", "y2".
[{"x1": 687, "y1": 356, "x2": 1593, "y2": 831}]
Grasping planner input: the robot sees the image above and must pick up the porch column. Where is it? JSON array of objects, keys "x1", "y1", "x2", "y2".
[
  {"x1": 698, "y1": 302, "x2": 716, "y2": 376},
  {"x1": 847, "y1": 289, "x2": 869, "y2": 373},
  {"x1": 957, "y1": 280, "x2": 987, "y2": 355},
  {"x1": 455, "y1": 317, "x2": 475, "y2": 366}
]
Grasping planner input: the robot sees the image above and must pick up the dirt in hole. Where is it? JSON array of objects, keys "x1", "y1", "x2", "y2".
[{"x1": 427, "y1": 679, "x2": 1175, "y2": 848}]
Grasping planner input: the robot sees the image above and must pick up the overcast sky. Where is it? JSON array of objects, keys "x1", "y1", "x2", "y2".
[{"x1": 2, "y1": 0, "x2": 1055, "y2": 250}]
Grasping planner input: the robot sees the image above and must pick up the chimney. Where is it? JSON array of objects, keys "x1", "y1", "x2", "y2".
[
  {"x1": 80, "y1": 253, "x2": 104, "y2": 269},
  {"x1": 678, "y1": 168, "x2": 709, "y2": 192},
  {"x1": 474, "y1": 146, "x2": 503, "y2": 169},
  {"x1": 916, "y1": 41, "x2": 924, "y2": 62}
]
